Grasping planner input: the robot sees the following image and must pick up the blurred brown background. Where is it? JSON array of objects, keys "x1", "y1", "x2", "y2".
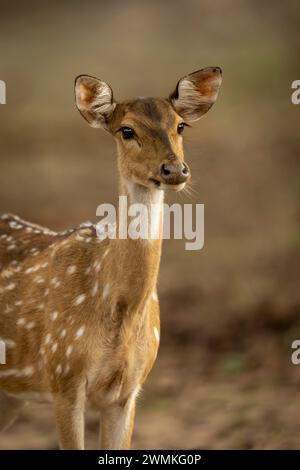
[{"x1": 0, "y1": 0, "x2": 300, "y2": 449}]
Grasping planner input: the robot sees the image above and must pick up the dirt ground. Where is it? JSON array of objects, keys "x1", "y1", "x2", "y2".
[{"x1": 1, "y1": 295, "x2": 300, "y2": 450}]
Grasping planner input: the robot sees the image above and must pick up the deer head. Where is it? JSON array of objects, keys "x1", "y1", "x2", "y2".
[{"x1": 75, "y1": 67, "x2": 222, "y2": 192}]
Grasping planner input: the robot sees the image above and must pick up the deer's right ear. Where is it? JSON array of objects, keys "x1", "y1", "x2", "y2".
[{"x1": 75, "y1": 75, "x2": 116, "y2": 129}]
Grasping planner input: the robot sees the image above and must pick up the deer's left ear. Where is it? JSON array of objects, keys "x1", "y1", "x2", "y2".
[
  {"x1": 75, "y1": 75, "x2": 116, "y2": 129},
  {"x1": 169, "y1": 67, "x2": 222, "y2": 122}
]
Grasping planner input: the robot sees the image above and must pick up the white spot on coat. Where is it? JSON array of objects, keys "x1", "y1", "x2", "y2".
[
  {"x1": 67, "y1": 265, "x2": 77, "y2": 274},
  {"x1": 6, "y1": 283, "x2": 16, "y2": 291},
  {"x1": 25, "y1": 265, "x2": 40, "y2": 274},
  {"x1": 45, "y1": 333, "x2": 52, "y2": 345},
  {"x1": 75, "y1": 326, "x2": 85, "y2": 340},
  {"x1": 1, "y1": 269, "x2": 14, "y2": 279},
  {"x1": 93, "y1": 260, "x2": 101, "y2": 273},
  {"x1": 7, "y1": 244, "x2": 17, "y2": 251},
  {"x1": 25, "y1": 321, "x2": 36, "y2": 330},
  {"x1": 22, "y1": 366, "x2": 34, "y2": 377},
  {"x1": 74, "y1": 294, "x2": 86, "y2": 306},
  {"x1": 103, "y1": 283, "x2": 110, "y2": 300},
  {"x1": 50, "y1": 311, "x2": 58, "y2": 321},
  {"x1": 0, "y1": 366, "x2": 34, "y2": 378},
  {"x1": 92, "y1": 281, "x2": 98, "y2": 297}
]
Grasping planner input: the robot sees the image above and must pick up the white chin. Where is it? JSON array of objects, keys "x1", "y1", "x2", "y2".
[{"x1": 160, "y1": 182, "x2": 186, "y2": 192}]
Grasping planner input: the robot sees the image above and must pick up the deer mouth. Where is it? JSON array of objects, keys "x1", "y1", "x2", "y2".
[
  {"x1": 149, "y1": 178, "x2": 186, "y2": 192},
  {"x1": 149, "y1": 178, "x2": 162, "y2": 188}
]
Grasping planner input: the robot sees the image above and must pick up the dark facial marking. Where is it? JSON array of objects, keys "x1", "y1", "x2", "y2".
[
  {"x1": 140, "y1": 98, "x2": 177, "y2": 131},
  {"x1": 139, "y1": 98, "x2": 163, "y2": 123},
  {"x1": 136, "y1": 99, "x2": 178, "y2": 154},
  {"x1": 149, "y1": 128, "x2": 174, "y2": 154}
]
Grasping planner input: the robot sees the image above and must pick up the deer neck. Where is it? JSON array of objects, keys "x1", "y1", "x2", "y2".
[
  {"x1": 120, "y1": 178, "x2": 164, "y2": 230},
  {"x1": 118, "y1": 176, "x2": 164, "y2": 242},
  {"x1": 109, "y1": 177, "x2": 164, "y2": 312}
]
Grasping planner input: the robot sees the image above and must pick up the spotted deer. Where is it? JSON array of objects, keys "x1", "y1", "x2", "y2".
[{"x1": 0, "y1": 67, "x2": 222, "y2": 449}]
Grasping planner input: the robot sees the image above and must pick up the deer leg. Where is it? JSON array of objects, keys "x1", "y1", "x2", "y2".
[
  {"x1": 99, "y1": 390, "x2": 138, "y2": 450},
  {"x1": 53, "y1": 385, "x2": 86, "y2": 450},
  {"x1": 0, "y1": 390, "x2": 27, "y2": 432}
]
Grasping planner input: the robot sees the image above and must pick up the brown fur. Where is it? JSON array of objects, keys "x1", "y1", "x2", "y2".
[{"x1": 0, "y1": 67, "x2": 221, "y2": 449}]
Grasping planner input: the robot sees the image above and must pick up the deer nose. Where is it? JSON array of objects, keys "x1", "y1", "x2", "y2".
[{"x1": 160, "y1": 162, "x2": 190, "y2": 185}]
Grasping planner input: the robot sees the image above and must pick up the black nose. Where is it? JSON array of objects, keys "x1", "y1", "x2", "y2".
[{"x1": 160, "y1": 162, "x2": 190, "y2": 184}]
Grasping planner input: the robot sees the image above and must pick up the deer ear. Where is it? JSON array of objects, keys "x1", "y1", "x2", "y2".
[
  {"x1": 169, "y1": 67, "x2": 222, "y2": 123},
  {"x1": 75, "y1": 75, "x2": 116, "y2": 129}
]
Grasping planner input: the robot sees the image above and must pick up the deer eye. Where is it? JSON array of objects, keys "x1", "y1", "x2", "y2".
[
  {"x1": 121, "y1": 127, "x2": 134, "y2": 140},
  {"x1": 177, "y1": 123, "x2": 185, "y2": 134}
]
